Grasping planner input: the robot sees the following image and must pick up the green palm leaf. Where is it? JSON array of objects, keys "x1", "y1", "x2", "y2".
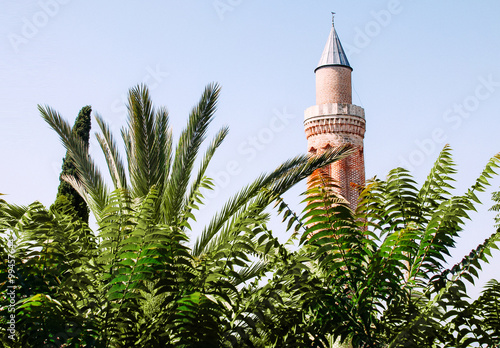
[
  {"x1": 39, "y1": 105, "x2": 110, "y2": 220},
  {"x1": 95, "y1": 113, "x2": 128, "y2": 190},
  {"x1": 194, "y1": 146, "x2": 354, "y2": 258},
  {"x1": 162, "y1": 83, "x2": 220, "y2": 225},
  {"x1": 123, "y1": 84, "x2": 171, "y2": 199}
]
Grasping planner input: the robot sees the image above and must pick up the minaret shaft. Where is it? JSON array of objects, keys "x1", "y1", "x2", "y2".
[
  {"x1": 305, "y1": 21, "x2": 366, "y2": 210},
  {"x1": 316, "y1": 67, "x2": 352, "y2": 104}
]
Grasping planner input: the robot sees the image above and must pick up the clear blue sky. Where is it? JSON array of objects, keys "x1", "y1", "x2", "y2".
[{"x1": 1, "y1": 1, "x2": 500, "y2": 298}]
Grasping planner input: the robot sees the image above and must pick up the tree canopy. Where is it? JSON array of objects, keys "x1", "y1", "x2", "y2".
[
  {"x1": 52, "y1": 105, "x2": 92, "y2": 222},
  {"x1": 0, "y1": 85, "x2": 499, "y2": 347}
]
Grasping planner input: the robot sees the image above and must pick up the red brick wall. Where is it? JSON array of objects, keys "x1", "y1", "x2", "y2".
[
  {"x1": 316, "y1": 66, "x2": 352, "y2": 105},
  {"x1": 307, "y1": 142, "x2": 365, "y2": 210},
  {"x1": 306, "y1": 64, "x2": 365, "y2": 209},
  {"x1": 306, "y1": 62, "x2": 365, "y2": 210},
  {"x1": 332, "y1": 147, "x2": 365, "y2": 209}
]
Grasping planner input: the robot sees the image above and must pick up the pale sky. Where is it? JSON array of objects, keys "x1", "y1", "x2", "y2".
[{"x1": 1, "y1": 1, "x2": 500, "y2": 298}]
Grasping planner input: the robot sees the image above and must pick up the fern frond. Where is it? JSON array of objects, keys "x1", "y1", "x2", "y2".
[
  {"x1": 465, "y1": 152, "x2": 500, "y2": 204},
  {"x1": 418, "y1": 145, "x2": 456, "y2": 217},
  {"x1": 382, "y1": 167, "x2": 420, "y2": 235}
]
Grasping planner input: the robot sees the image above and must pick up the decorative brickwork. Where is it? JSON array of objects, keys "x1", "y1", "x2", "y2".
[
  {"x1": 316, "y1": 67, "x2": 352, "y2": 105},
  {"x1": 305, "y1": 62, "x2": 366, "y2": 210}
]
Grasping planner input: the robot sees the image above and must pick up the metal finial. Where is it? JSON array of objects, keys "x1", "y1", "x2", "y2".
[{"x1": 331, "y1": 12, "x2": 335, "y2": 26}]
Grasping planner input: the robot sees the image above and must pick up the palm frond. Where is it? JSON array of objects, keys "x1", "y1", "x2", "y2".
[
  {"x1": 193, "y1": 145, "x2": 354, "y2": 257},
  {"x1": 153, "y1": 106, "x2": 173, "y2": 191},
  {"x1": 95, "y1": 113, "x2": 128, "y2": 190},
  {"x1": 61, "y1": 174, "x2": 91, "y2": 209},
  {"x1": 123, "y1": 84, "x2": 170, "y2": 198},
  {"x1": 0, "y1": 200, "x2": 28, "y2": 225},
  {"x1": 39, "y1": 105, "x2": 109, "y2": 220},
  {"x1": 162, "y1": 83, "x2": 220, "y2": 225},
  {"x1": 181, "y1": 126, "x2": 229, "y2": 227},
  {"x1": 267, "y1": 188, "x2": 307, "y2": 245},
  {"x1": 235, "y1": 260, "x2": 270, "y2": 286}
]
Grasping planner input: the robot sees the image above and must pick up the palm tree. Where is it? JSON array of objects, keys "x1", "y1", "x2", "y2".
[
  {"x1": 6, "y1": 83, "x2": 498, "y2": 346},
  {"x1": 0, "y1": 83, "x2": 353, "y2": 347}
]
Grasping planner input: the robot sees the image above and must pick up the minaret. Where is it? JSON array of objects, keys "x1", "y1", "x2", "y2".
[{"x1": 304, "y1": 16, "x2": 366, "y2": 209}]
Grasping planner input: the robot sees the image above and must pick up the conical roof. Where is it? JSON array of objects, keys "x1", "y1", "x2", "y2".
[{"x1": 315, "y1": 24, "x2": 351, "y2": 72}]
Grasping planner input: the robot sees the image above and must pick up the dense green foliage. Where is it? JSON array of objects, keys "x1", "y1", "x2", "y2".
[
  {"x1": 52, "y1": 105, "x2": 92, "y2": 222},
  {"x1": 0, "y1": 85, "x2": 499, "y2": 347},
  {"x1": 271, "y1": 149, "x2": 500, "y2": 347},
  {"x1": 0, "y1": 84, "x2": 350, "y2": 347}
]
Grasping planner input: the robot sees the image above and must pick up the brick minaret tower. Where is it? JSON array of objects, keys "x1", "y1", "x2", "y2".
[{"x1": 304, "y1": 17, "x2": 366, "y2": 209}]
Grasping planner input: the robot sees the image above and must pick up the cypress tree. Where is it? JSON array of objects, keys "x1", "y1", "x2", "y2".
[{"x1": 52, "y1": 105, "x2": 92, "y2": 222}]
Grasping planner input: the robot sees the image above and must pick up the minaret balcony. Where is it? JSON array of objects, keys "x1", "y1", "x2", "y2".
[{"x1": 304, "y1": 103, "x2": 365, "y2": 122}]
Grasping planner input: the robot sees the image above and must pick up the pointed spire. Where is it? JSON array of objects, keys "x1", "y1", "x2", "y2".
[{"x1": 315, "y1": 16, "x2": 351, "y2": 72}]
